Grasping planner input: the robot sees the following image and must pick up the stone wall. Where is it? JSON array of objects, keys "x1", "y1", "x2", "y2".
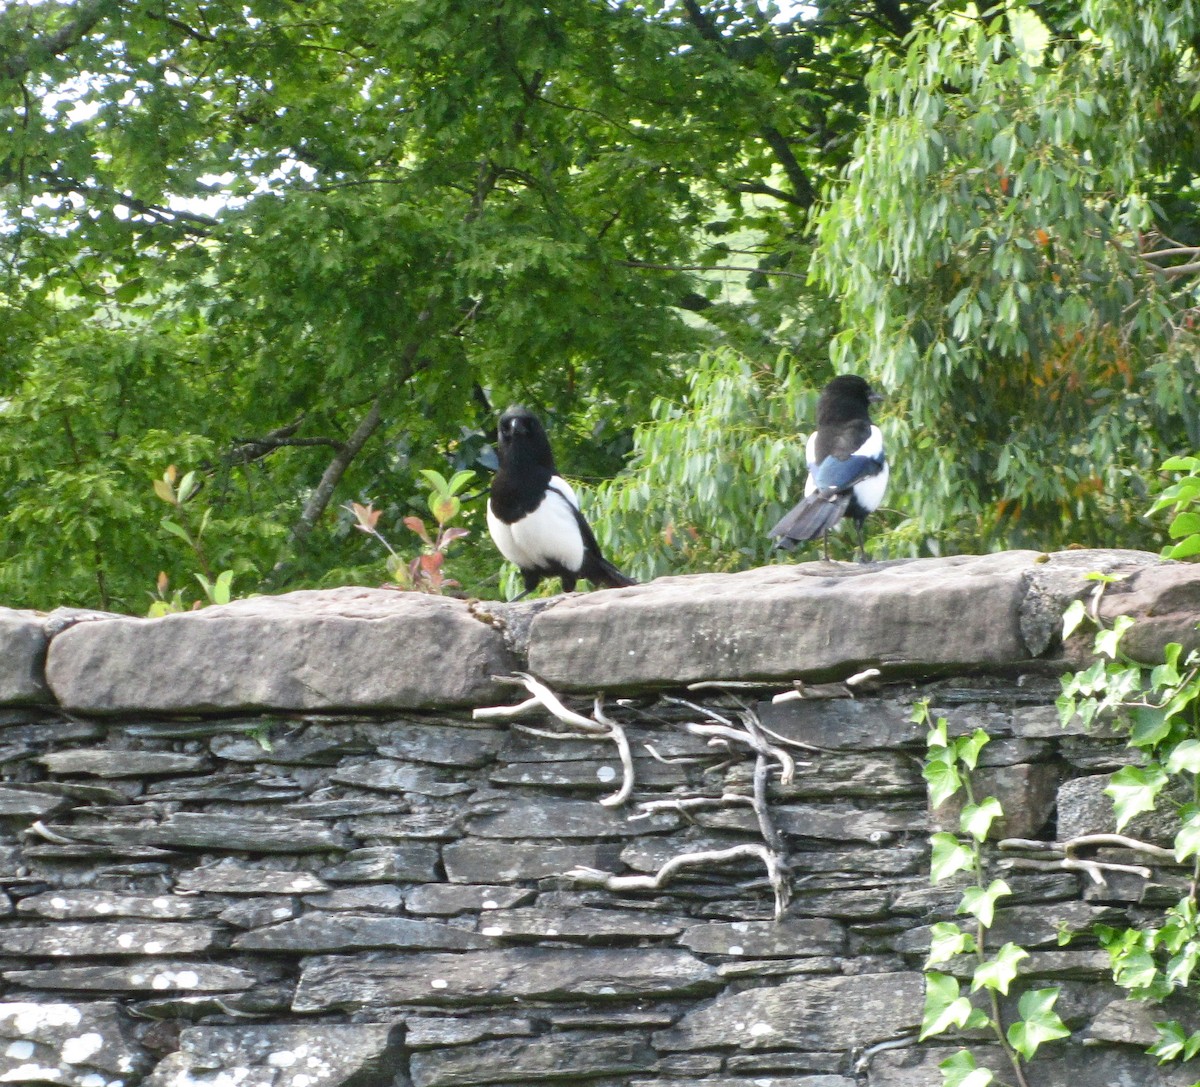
[{"x1": 1, "y1": 550, "x2": 1199, "y2": 1087}]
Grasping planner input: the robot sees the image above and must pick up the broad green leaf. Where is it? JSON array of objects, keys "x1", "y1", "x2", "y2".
[
  {"x1": 938, "y1": 1049, "x2": 995, "y2": 1087},
  {"x1": 927, "y1": 921, "x2": 976, "y2": 966},
  {"x1": 971, "y1": 942, "x2": 1027, "y2": 994},
  {"x1": 960, "y1": 798, "x2": 1003, "y2": 843},
  {"x1": 930, "y1": 832, "x2": 975, "y2": 883},
  {"x1": 1175, "y1": 808, "x2": 1200, "y2": 863},
  {"x1": 1168, "y1": 512, "x2": 1200, "y2": 539},
  {"x1": 1166, "y1": 535, "x2": 1200, "y2": 560},
  {"x1": 1061, "y1": 598, "x2": 1087, "y2": 640},
  {"x1": 160, "y1": 519, "x2": 193, "y2": 544},
  {"x1": 1151, "y1": 644, "x2": 1184, "y2": 689},
  {"x1": 1166, "y1": 740, "x2": 1200, "y2": 775},
  {"x1": 957, "y1": 879, "x2": 1011, "y2": 928},
  {"x1": 1006, "y1": 987, "x2": 1069, "y2": 1059},
  {"x1": 1150, "y1": 1020, "x2": 1187, "y2": 1062},
  {"x1": 956, "y1": 729, "x2": 990, "y2": 772},
  {"x1": 1106, "y1": 764, "x2": 1168, "y2": 832},
  {"x1": 1129, "y1": 704, "x2": 1173, "y2": 749},
  {"x1": 1095, "y1": 615, "x2": 1135, "y2": 659},
  {"x1": 920, "y1": 973, "x2": 986, "y2": 1040},
  {"x1": 924, "y1": 750, "x2": 963, "y2": 808}
]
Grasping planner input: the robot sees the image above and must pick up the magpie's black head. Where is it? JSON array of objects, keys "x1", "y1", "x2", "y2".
[
  {"x1": 816, "y1": 374, "x2": 881, "y2": 425},
  {"x1": 496, "y1": 406, "x2": 556, "y2": 473}
]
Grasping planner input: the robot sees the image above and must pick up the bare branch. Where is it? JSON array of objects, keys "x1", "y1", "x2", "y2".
[
  {"x1": 999, "y1": 833, "x2": 1177, "y2": 861},
  {"x1": 476, "y1": 674, "x2": 633, "y2": 807},
  {"x1": 1, "y1": 0, "x2": 111, "y2": 83},
  {"x1": 622, "y1": 259, "x2": 808, "y2": 281},
  {"x1": 998, "y1": 833, "x2": 1177, "y2": 885},
  {"x1": 569, "y1": 842, "x2": 790, "y2": 918},
  {"x1": 473, "y1": 695, "x2": 544, "y2": 721},
  {"x1": 288, "y1": 397, "x2": 384, "y2": 549}
]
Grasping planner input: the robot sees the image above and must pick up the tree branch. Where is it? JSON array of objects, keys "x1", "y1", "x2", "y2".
[
  {"x1": 622, "y1": 259, "x2": 808, "y2": 281},
  {"x1": 288, "y1": 397, "x2": 384, "y2": 549},
  {"x1": 679, "y1": 0, "x2": 815, "y2": 208},
  {"x1": 0, "y1": 0, "x2": 112, "y2": 83}
]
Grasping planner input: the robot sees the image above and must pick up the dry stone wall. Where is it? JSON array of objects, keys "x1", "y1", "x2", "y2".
[{"x1": 0, "y1": 550, "x2": 1199, "y2": 1087}]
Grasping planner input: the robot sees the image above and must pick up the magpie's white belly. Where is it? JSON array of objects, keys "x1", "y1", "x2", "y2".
[
  {"x1": 487, "y1": 482, "x2": 585, "y2": 573},
  {"x1": 852, "y1": 461, "x2": 889, "y2": 513}
]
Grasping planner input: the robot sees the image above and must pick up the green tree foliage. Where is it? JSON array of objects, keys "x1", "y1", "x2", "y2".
[
  {"x1": 1, "y1": 1, "x2": 1197, "y2": 609},
  {"x1": 2, "y1": 0, "x2": 887, "y2": 608},
  {"x1": 814, "y1": 1, "x2": 1200, "y2": 553},
  {"x1": 592, "y1": 348, "x2": 820, "y2": 580}
]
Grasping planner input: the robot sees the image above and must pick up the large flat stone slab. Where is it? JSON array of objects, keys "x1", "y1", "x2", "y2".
[
  {"x1": 526, "y1": 552, "x2": 1035, "y2": 691},
  {"x1": 525, "y1": 549, "x2": 1181, "y2": 691},
  {"x1": 0, "y1": 608, "x2": 50, "y2": 706},
  {"x1": 293, "y1": 947, "x2": 719, "y2": 1011},
  {"x1": 0, "y1": 1001, "x2": 149, "y2": 1086},
  {"x1": 45, "y1": 588, "x2": 517, "y2": 713},
  {"x1": 655, "y1": 971, "x2": 924, "y2": 1051},
  {"x1": 142, "y1": 1024, "x2": 402, "y2": 1087}
]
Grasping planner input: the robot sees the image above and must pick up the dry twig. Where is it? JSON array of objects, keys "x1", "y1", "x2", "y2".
[
  {"x1": 569, "y1": 842, "x2": 790, "y2": 919},
  {"x1": 998, "y1": 833, "x2": 1177, "y2": 885},
  {"x1": 474, "y1": 673, "x2": 634, "y2": 807}
]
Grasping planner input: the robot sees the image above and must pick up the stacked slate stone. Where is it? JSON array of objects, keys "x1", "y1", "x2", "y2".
[{"x1": 0, "y1": 550, "x2": 1197, "y2": 1087}]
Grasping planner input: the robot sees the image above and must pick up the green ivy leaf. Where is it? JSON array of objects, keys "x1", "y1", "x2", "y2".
[
  {"x1": 1166, "y1": 534, "x2": 1200, "y2": 560},
  {"x1": 1061, "y1": 597, "x2": 1087, "y2": 640},
  {"x1": 1166, "y1": 740, "x2": 1200, "y2": 775},
  {"x1": 1174, "y1": 807, "x2": 1200, "y2": 864},
  {"x1": 956, "y1": 729, "x2": 990, "y2": 771},
  {"x1": 1006, "y1": 987, "x2": 1069, "y2": 1059},
  {"x1": 938, "y1": 1049, "x2": 995, "y2": 1087},
  {"x1": 960, "y1": 797, "x2": 1003, "y2": 843},
  {"x1": 971, "y1": 942, "x2": 1028, "y2": 994},
  {"x1": 1095, "y1": 614, "x2": 1135, "y2": 659},
  {"x1": 1129, "y1": 704, "x2": 1173, "y2": 749},
  {"x1": 1150, "y1": 1020, "x2": 1187, "y2": 1062},
  {"x1": 920, "y1": 973, "x2": 987, "y2": 1040},
  {"x1": 925, "y1": 749, "x2": 963, "y2": 807},
  {"x1": 1106, "y1": 764, "x2": 1168, "y2": 832},
  {"x1": 927, "y1": 921, "x2": 977, "y2": 967},
  {"x1": 957, "y1": 879, "x2": 1011, "y2": 928},
  {"x1": 931, "y1": 832, "x2": 976, "y2": 883}
]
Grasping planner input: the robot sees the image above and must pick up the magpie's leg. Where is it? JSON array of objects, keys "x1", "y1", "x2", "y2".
[
  {"x1": 855, "y1": 520, "x2": 868, "y2": 563},
  {"x1": 512, "y1": 571, "x2": 542, "y2": 601},
  {"x1": 561, "y1": 575, "x2": 578, "y2": 593},
  {"x1": 821, "y1": 530, "x2": 830, "y2": 562}
]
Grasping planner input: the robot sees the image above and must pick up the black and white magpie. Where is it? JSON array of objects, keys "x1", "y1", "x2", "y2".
[
  {"x1": 768, "y1": 374, "x2": 889, "y2": 562},
  {"x1": 487, "y1": 406, "x2": 637, "y2": 598}
]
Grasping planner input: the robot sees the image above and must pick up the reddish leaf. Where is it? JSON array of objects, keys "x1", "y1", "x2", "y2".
[
  {"x1": 351, "y1": 502, "x2": 382, "y2": 531},
  {"x1": 404, "y1": 516, "x2": 432, "y2": 545}
]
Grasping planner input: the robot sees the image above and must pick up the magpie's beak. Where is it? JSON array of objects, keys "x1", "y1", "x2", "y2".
[{"x1": 869, "y1": 390, "x2": 884, "y2": 404}]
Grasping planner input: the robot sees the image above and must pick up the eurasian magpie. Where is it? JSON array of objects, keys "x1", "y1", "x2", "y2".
[
  {"x1": 487, "y1": 406, "x2": 637, "y2": 598},
  {"x1": 768, "y1": 374, "x2": 888, "y2": 562}
]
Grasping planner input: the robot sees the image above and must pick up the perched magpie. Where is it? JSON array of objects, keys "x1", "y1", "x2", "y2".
[
  {"x1": 487, "y1": 406, "x2": 637, "y2": 598},
  {"x1": 768, "y1": 374, "x2": 889, "y2": 562}
]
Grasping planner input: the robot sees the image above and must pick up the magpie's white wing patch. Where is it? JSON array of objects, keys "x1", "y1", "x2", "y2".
[
  {"x1": 856, "y1": 425, "x2": 884, "y2": 460},
  {"x1": 487, "y1": 475, "x2": 585, "y2": 573},
  {"x1": 803, "y1": 431, "x2": 819, "y2": 497},
  {"x1": 852, "y1": 458, "x2": 889, "y2": 514}
]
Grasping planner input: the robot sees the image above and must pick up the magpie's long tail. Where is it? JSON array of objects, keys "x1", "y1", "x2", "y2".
[
  {"x1": 769, "y1": 491, "x2": 851, "y2": 549},
  {"x1": 586, "y1": 555, "x2": 638, "y2": 589}
]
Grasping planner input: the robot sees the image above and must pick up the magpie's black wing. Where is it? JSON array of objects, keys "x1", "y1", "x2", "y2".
[{"x1": 551, "y1": 481, "x2": 637, "y2": 589}]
